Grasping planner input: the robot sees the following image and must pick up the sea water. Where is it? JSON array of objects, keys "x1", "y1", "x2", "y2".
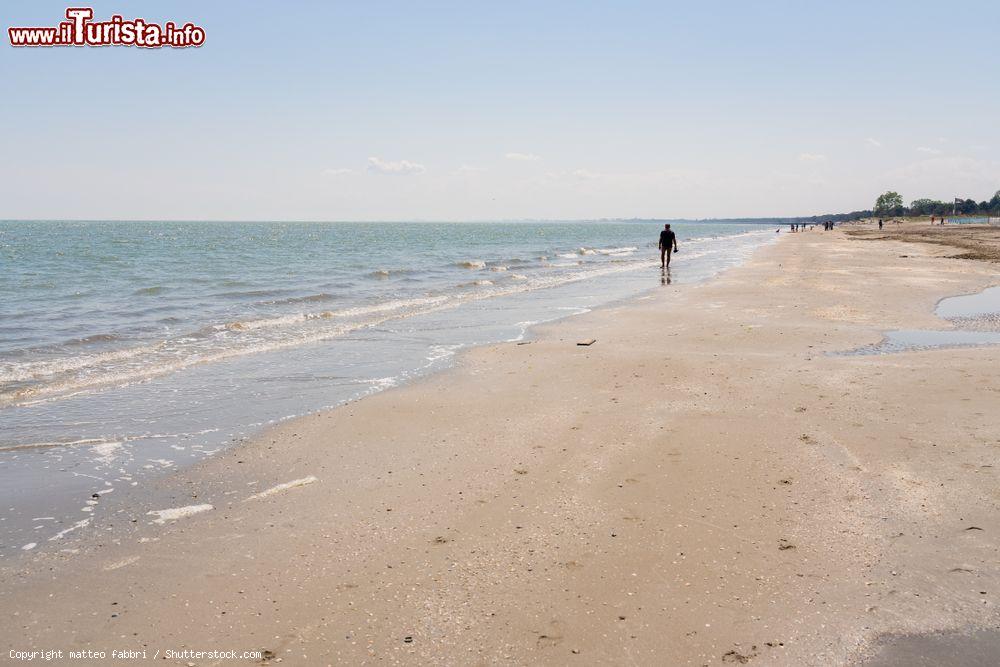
[{"x1": 0, "y1": 220, "x2": 775, "y2": 550}]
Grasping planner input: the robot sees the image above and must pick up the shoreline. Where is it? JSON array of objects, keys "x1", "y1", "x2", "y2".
[
  {"x1": 0, "y1": 227, "x2": 775, "y2": 555},
  {"x1": 3, "y1": 227, "x2": 1000, "y2": 665}
]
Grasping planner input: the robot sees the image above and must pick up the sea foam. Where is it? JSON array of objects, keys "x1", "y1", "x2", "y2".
[
  {"x1": 246, "y1": 476, "x2": 318, "y2": 501},
  {"x1": 147, "y1": 504, "x2": 213, "y2": 524}
]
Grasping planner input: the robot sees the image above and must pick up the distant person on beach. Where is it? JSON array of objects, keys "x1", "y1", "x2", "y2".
[
  {"x1": 878, "y1": 219, "x2": 883, "y2": 230},
  {"x1": 659, "y1": 224, "x2": 678, "y2": 269}
]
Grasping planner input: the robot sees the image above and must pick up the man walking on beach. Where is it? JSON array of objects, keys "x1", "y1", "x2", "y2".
[{"x1": 659, "y1": 224, "x2": 679, "y2": 269}]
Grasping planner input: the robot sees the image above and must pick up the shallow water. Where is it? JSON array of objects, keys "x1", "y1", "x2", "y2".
[
  {"x1": 935, "y1": 285, "x2": 1000, "y2": 319},
  {"x1": 0, "y1": 220, "x2": 776, "y2": 552},
  {"x1": 839, "y1": 285, "x2": 1000, "y2": 356},
  {"x1": 849, "y1": 329, "x2": 1000, "y2": 355}
]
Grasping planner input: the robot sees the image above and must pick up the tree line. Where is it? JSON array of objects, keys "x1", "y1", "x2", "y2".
[{"x1": 874, "y1": 189, "x2": 1000, "y2": 217}]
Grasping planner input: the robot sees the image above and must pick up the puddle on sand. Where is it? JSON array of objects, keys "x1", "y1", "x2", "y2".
[
  {"x1": 838, "y1": 285, "x2": 1000, "y2": 356},
  {"x1": 935, "y1": 285, "x2": 1000, "y2": 319},
  {"x1": 938, "y1": 285, "x2": 1000, "y2": 332},
  {"x1": 846, "y1": 329, "x2": 1000, "y2": 355}
]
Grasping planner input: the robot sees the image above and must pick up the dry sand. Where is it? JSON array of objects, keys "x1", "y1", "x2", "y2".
[
  {"x1": 2, "y1": 226, "x2": 999, "y2": 666},
  {"x1": 846, "y1": 220, "x2": 1000, "y2": 263}
]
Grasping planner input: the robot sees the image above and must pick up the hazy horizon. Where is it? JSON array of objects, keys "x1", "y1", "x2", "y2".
[
  {"x1": 4, "y1": 1, "x2": 999, "y2": 221},
  {"x1": 0, "y1": 216, "x2": 847, "y2": 224}
]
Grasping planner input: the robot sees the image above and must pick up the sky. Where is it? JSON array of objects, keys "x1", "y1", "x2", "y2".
[{"x1": 2, "y1": 0, "x2": 999, "y2": 221}]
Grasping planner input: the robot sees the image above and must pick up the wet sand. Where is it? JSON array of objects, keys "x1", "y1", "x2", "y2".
[
  {"x1": 862, "y1": 629, "x2": 1000, "y2": 667},
  {"x1": 2, "y1": 225, "x2": 999, "y2": 665}
]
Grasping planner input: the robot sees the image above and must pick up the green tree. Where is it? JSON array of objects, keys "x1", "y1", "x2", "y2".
[
  {"x1": 909, "y1": 198, "x2": 940, "y2": 215},
  {"x1": 959, "y1": 198, "x2": 978, "y2": 215},
  {"x1": 875, "y1": 191, "x2": 903, "y2": 216}
]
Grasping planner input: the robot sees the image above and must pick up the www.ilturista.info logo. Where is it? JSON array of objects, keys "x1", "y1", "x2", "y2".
[{"x1": 8, "y1": 7, "x2": 205, "y2": 48}]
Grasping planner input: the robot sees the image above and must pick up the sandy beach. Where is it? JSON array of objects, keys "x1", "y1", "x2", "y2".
[{"x1": 3, "y1": 226, "x2": 999, "y2": 665}]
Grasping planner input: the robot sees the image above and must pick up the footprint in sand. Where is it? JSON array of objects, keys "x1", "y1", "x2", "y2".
[{"x1": 722, "y1": 646, "x2": 758, "y2": 664}]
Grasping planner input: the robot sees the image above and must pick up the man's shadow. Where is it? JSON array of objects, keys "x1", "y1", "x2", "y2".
[{"x1": 660, "y1": 267, "x2": 672, "y2": 286}]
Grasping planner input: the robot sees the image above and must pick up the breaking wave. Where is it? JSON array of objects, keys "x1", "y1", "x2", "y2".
[{"x1": 1, "y1": 227, "x2": 774, "y2": 408}]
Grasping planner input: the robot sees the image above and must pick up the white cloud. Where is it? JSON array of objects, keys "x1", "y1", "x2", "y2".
[
  {"x1": 504, "y1": 152, "x2": 541, "y2": 161},
  {"x1": 367, "y1": 157, "x2": 426, "y2": 175},
  {"x1": 322, "y1": 167, "x2": 355, "y2": 176},
  {"x1": 455, "y1": 164, "x2": 486, "y2": 174},
  {"x1": 798, "y1": 153, "x2": 827, "y2": 162},
  {"x1": 865, "y1": 138, "x2": 882, "y2": 148},
  {"x1": 916, "y1": 146, "x2": 943, "y2": 155}
]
